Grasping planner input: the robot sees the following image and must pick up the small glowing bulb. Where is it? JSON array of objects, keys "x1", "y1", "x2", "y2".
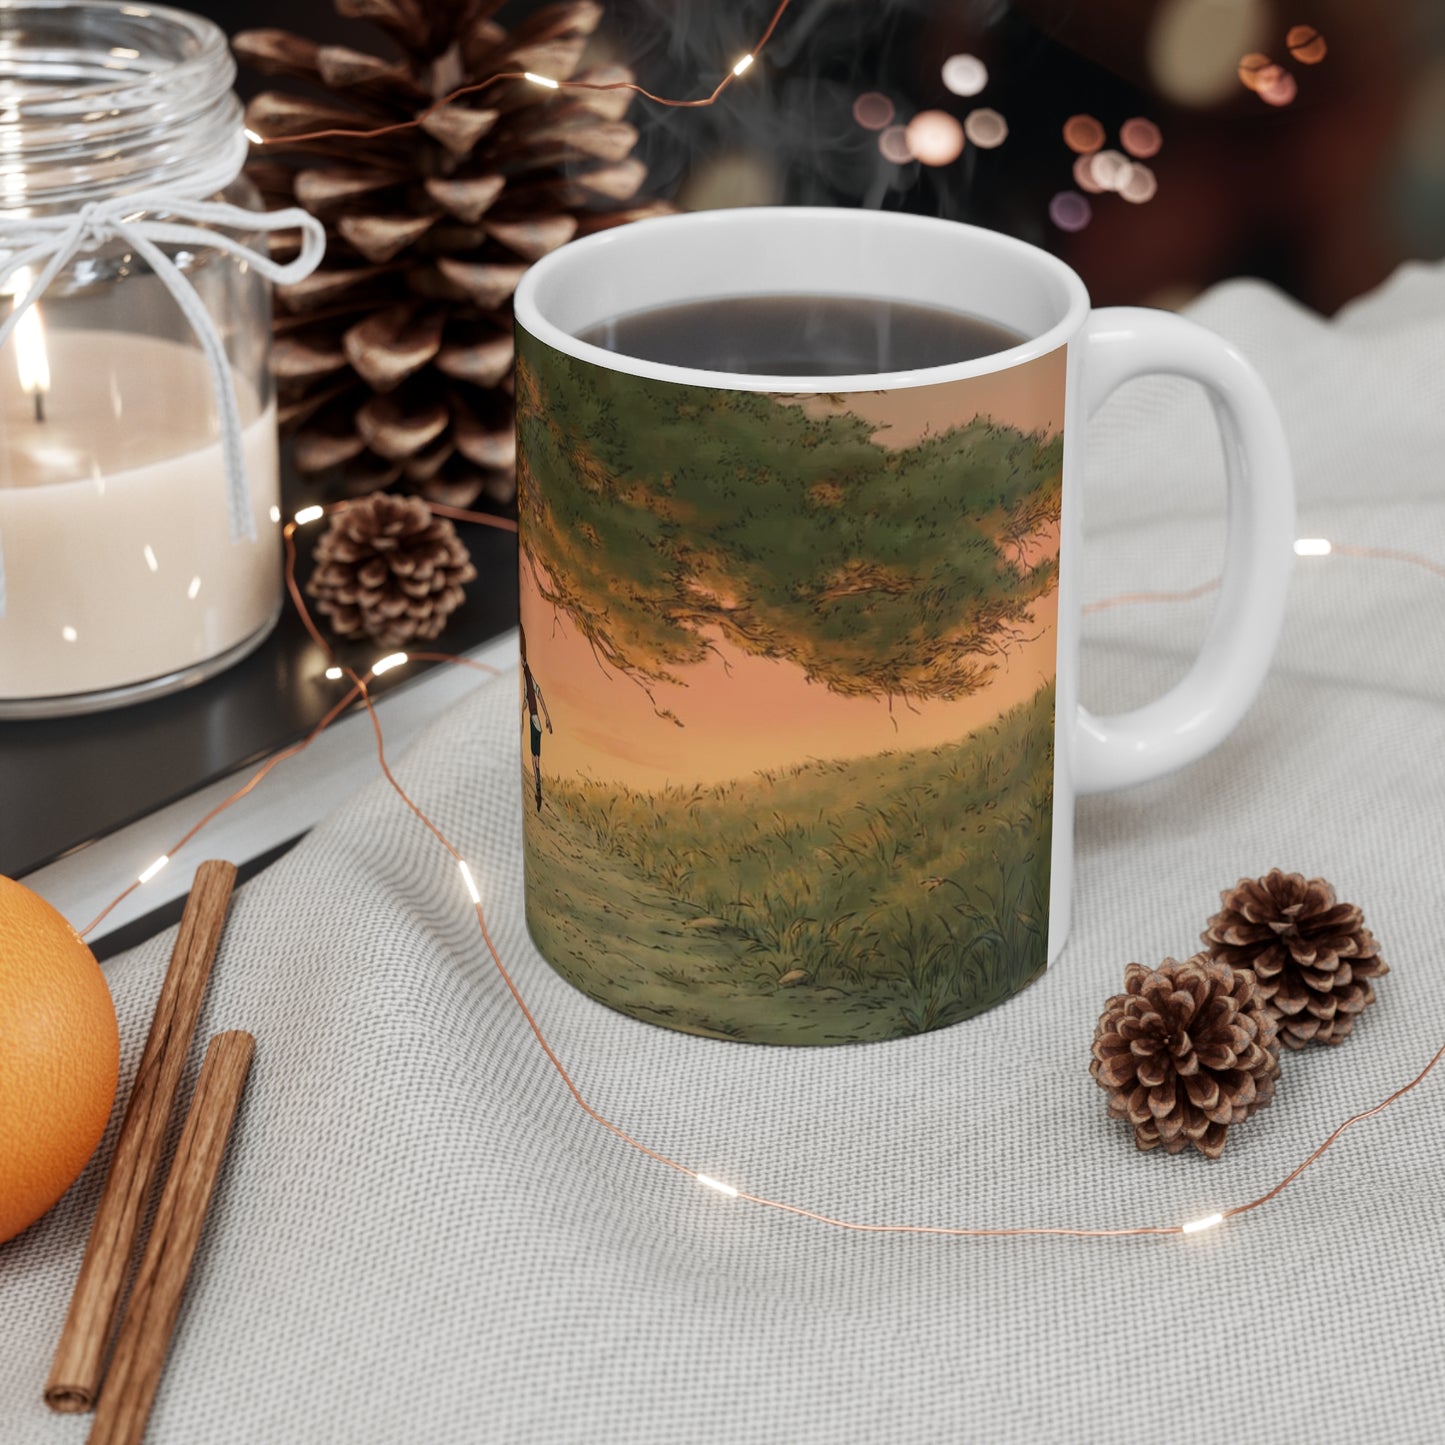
[
  {"x1": 61, "y1": 625, "x2": 78, "y2": 642},
  {"x1": 243, "y1": 127, "x2": 264, "y2": 145},
  {"x1": 294, "y1": 504, "x2": 325, "y2": 525},
  {"x1": 696, "y1": 1174, "x2": 739, "y2": 1198},
  {"x1": 732, "y1": 53, "x2": 754, "y2": 76},
  {"x1": 459, "y1": 860, "x2": 482, "y2": 905},
  {"x1": 138, "y1": 854, "x2": 170, "y2": 885},
  {"x1": 524, "y1": 71, "x2": 559, "y2": 89},
  {"x1": 1181, "y1": 1212, "x2": 1224, "y2": 1235},
  {"x1": 371, "y1": 651, "x2": 408, "y2": 676},
  {"x1": 1294, "y1": 538, "x2": 1332, "y2": 556},
  {"x1": 323, "y1": 665, "x2": 343, "y2": 681}
]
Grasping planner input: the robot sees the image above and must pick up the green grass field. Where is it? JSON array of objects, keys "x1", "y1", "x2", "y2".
[{"x1": 523, "y1": 680, "x2": 1054, "y2": 1045}]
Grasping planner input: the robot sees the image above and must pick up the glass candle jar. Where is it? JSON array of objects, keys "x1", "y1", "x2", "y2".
[{"x1": 0, "y1": 1, "x2": 292, "y2": 716}]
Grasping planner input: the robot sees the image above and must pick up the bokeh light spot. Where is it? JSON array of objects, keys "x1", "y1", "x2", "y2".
[
  {"x1": 878, "y1": 125, "x2": 913, "y2": 163},
  {"x1": 677, "y1": 152, "x2": 783, "y2": 211},
  {"x1": 1257, "y1": 67, "x2": 1298, "y2": 106},
  {"x1": 1073, "y1": 153, "x2": 1105, "y2": 194},
  {"x1": 1287, "y1": 24, "x2": 1327, "y2": 64},
  {"x1": 905, "y1": 109, "x2": 965, "y2": 166},
  {"x1": 1119, "y1": 163, "x2": 1159, "y2": 203},
  {"x1": 1063, "y1": 114, "x2": 1106, "y2": 154},
  {"x1": 852, "y1": 92, "x2": 895, "y2": 131},
  {"x1": 963, "y1": 107, "x2": 1008, "y2": 149},
  {"x1": 1250, "y1": 62, "x2": 1286, "y2": 94},
  {"x1": 1119, "y1": 117, "x2": 1163, "y2": 159},
  {"x1": 1049, "y1": 191, "x2": 1093, "y2": 233},
  {"x1": 1150, "y1": 0, "x2": 1269, "y2": 107},
  {"x1": 941, "y1": 54, "x2": 988, "y2": 97},
  {"x1": 1088, "y1": 148, "x2": 1133, "y2": 192},
  {"x1": 1237, "y1": 52, "x2": 1273, "y2": 91}
]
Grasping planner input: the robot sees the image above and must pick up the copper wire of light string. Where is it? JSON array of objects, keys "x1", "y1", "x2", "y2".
[
  {"x1": 1222, "y1": 1035, "x2": 1445, "y2": 1222},
  {"x1": 425, "y1": 502, "x2": 517, "y2": 535},
  {"x1": 1332, "y1": 542, "x2": 1445, "y2": 579},
  {"x1": 1081, "y1": 544, "x2": 1445, "y2": 617},
  {"x1": 252, "y1": 0, "x2": 795, "y2": 147},
  {"x1": 80, "y1": 503, "x2": 1445, "y2": 1241},
  {"x1": 1083, "y1": 578, "x2": 1221, "y2": 614}
]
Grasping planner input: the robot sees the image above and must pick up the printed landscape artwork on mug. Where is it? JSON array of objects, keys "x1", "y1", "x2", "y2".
[{"x1": 516, "y1": 328, "x2": 1065, "y2": 1045}]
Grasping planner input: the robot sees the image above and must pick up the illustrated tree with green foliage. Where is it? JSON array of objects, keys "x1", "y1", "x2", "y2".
[{"x1": 516, "y1": 333, "x2": 1062, "y2": 715}]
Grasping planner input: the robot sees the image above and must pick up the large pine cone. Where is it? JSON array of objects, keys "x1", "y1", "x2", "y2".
[
  {"x1": 307, "y1": 494, "x2": 476, "y2": 646},
  {"x1": 1202, "y1": 869, "x2": 1388, "y2": 1049},
  {"x1": 235, "y1": 0, "x2": 669, "y2": 509},
  {"x1": 1091, "y1": 956, "x2": 1281, "y2": 1159}
]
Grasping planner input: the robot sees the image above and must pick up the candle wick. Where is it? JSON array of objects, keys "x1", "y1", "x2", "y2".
[{"x1": 33, "y1": 390, "x2": 45, "y2": 424}]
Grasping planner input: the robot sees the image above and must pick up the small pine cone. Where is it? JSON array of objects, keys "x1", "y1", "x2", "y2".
[
  {"x1": 307, "y1": 494, "x2": 476, "y2": 647},
  {"x1": 1202, "y1": 870, "x2": 1388, "y2": 1050},
  {"x1": 1091, "y1": 956, "x2": 1281, "y2": 1159}
]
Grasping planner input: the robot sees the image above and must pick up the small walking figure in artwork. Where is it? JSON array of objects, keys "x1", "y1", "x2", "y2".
[{"x1": 519, "y1": 624, "x2": 553, "y2": 813}]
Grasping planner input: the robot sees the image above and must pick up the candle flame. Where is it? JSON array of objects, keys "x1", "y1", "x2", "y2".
[{"x1": 6, "y1": 267, "x2": 51, "y2": 408}]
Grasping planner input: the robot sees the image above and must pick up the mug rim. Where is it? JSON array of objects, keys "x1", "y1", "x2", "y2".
[{"x1": 514, "y1": 207, "x2": 1091, "y2": 394}]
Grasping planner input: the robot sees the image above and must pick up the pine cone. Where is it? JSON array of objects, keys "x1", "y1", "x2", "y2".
[
  {"x1": 235, "y1": 1, "x2": 670, "y2": 509},
  {"x1": 1202, "y1": 870, "x2": 1388, "y2": 1049},
  {"x1": 1091, "y1": 956, "x2": 1281, "y2": 1159},
  {"x1": 307, "y1": 494, "x2": 476, "y2": 646}
]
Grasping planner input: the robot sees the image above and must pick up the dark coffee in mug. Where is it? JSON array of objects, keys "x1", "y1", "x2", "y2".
[{"x1": 577, "y1": 294, "x2": 1025, "y2": 375}]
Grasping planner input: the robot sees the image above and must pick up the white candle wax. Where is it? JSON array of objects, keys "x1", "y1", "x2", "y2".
[{"x1": 0, "y1": 329, "x2": 281, "y2": 702}]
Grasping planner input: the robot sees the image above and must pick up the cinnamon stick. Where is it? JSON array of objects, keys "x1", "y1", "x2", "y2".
[
  {"x1": 46, "y1": 860, "x2": 238, "y2": 1413},
  {"x1": 87, "y1": 1032, "x2": 255, "y2": 1445}
]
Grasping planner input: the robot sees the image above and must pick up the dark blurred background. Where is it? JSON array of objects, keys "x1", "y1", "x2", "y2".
[{"x1": 208, "y1": 0, "x2": 1444, "y2": 315}]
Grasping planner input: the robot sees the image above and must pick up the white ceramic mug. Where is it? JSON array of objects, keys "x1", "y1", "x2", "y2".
[{"x1": 513, "y1": 208, "x2": 1294, "y2": 1045}]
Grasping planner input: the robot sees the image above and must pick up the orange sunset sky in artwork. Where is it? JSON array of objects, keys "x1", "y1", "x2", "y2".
[{"x1": 520, "y1": 347, "x2": 1066, "y2": 792}]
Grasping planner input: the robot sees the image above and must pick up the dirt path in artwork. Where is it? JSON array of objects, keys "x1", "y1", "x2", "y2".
[{"x1": 522, "y1": 774, "x2": 881, "y2": 1043}]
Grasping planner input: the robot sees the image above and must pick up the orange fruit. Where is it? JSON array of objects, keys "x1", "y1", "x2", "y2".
[{"x1": 0, "y1": 876, "x2": 119, "y2": 1245}]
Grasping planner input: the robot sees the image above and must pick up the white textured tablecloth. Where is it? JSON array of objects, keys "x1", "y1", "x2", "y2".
[{"x1": 3, "y1": 265, "x2": 1444, "y2": 1444}]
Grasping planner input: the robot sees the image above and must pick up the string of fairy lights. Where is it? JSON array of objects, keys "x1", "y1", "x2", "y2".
[
  {"x1": 69, "y1": 4, "x2": 1440, "y2": 1244},
  {"x1": 77, "y1": 502, "x2": 1445, "y2": 1244},
  {"x1": 244, "y1": 0, "x2": 794, "y2": 147}
]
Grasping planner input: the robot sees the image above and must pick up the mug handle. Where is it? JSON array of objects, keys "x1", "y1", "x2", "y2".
[{"x1": 1074, "y1": 307, "x2": 1295, "y2": 795}]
